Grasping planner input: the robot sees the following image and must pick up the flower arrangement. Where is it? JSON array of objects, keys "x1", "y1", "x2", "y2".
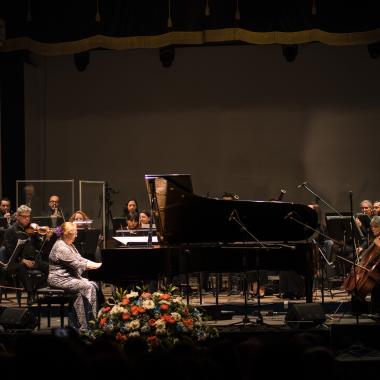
[{"x1": 89, "y1": 286, "x2": 218, "y2": 350}]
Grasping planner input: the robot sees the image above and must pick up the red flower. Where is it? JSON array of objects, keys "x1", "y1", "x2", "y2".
[
  {"x1": 103, "y1": 306, "x2": 110, "y2": 313},
  {"x1": 121, "y1": 297, "x2": 129, "y2": 305},
  {"x1": 122, "y1": 312, "x2": 130, "y2": 320},
  {"x1": 116, "y1": 332, "x2": 127, "y2": 341},
  {"x1": 99, "y1": 317, "x2": 108, "y2": 327},
  {"x1": 160, "y1": 293, "x2": 171, "y2": 300},
  {"x1": 162, "y1": 314, "x2": 176, "y2": 324},
  {"x1": 160, "y1": 303, "x2": 169, "y2": 311},
  {"x1": 147, "y1": 336, "x2": 159, "y2": 346},
  {"x1": 131, "y1": 305, "x2": 139, "y2": 315},
  {"x1": 183, "y1": 319, "x2": 193, "y2": 327},
  {"x1": 148, "y1": 319, "x2": 156, "y2": 326}
]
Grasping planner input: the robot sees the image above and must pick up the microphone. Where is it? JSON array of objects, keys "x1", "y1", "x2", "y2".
[
  {"x1": 297, "y1": 181, "x2": 308, "y2": 189},
  {"x1": 59, "y1": 208, "x2": 66, "y2": 222},
  {"x1": 284, "y1": 211, "x2": 294, "y2": 220}
]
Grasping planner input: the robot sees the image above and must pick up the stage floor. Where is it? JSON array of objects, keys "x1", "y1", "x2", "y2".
[{"x1": 1, "y1": 286, "x2": 376, "y2": 330}]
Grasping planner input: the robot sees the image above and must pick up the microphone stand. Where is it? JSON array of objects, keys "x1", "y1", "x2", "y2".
[
  {"x1": 349, "y1": 191, "x2": 360, "y2": 326},
  {"x1": 147, "y1": 181, "x2": 157, "y2": 248},
  {"x1": 285, "y1": 214, "x2": 337, "y2": 305},
  {"x1": 299, "y1": 182, "x2": 343, "y2": 216},
  {"x1": 229, "y1": 209, "x2": 273, "y2": 326}
]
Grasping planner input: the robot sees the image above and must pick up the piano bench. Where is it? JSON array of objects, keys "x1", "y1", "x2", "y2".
[{"x1": 36, "y1": 287, "x2": 76, "y2": 329}]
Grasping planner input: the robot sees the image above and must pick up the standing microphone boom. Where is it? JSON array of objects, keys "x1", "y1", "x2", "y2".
[
  {"x1": 297, "y1": 181, "x2": 308, "y2": 189},
  {"x1": 59, "y1": 208, "x2": 66, "y2": 223},
  {"x1": 228, "y1": 209, "x2": 236, "y2": 221},
  {"x1": 283, "y1": 211, "x2": 294, "y2": 220}
]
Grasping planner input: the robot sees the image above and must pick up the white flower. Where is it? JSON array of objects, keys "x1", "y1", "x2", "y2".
[
  {"x1": 159, "y1": 300, "x2": 170, "y2": 305},
  {"x1": 141, "y1": 324, "x2": 151, "y2": 333},
  {"x1": 129, "y1": 319, "x2": 141, "y2": 330},
  {"x1": 155, "y1": 319, "x2": 166, "y2": 329},
  {"x1": 142, "y1": 299, "x2": 155, "y2": 309},
  {"x1": 156, "y1": 328, "x2": 166, "y2": 335},
  {"x1": 110, "y1": 305, "x2": 125, "y2": 315},
  {"x1": 171, "y1": 312, "x2": 181, "y2": 321},
  {"x1": 127, "y1": 291, "x2": 139, "y2": 298},
  {"x1": 129, "y1": 331, "x2": 140, "y2": 338},
  {"x1": 173, "y1": 296, "x2": 183, "y2": 304}
]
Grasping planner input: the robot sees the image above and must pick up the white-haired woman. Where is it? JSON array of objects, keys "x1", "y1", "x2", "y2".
[{"x1": 48, "y1": 222, "x2": 102, "y2": 330}]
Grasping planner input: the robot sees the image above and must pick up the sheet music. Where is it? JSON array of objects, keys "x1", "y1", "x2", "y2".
[{"x1": 113, "y1": 236, "x2": 158, "y2": 246}]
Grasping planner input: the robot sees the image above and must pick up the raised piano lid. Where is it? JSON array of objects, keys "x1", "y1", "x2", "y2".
[{"x1": 145, "y1": 174, "x2": 318, "y2": 244}]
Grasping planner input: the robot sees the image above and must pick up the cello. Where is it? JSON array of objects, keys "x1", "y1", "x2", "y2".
[{"x1": 342, "y1": 236, "x2": 380, "y2": 298}]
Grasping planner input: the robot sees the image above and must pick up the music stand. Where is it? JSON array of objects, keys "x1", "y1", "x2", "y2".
[
  {"x1": 74, "y1": 229, "x2": 100, "y2": 261},
  {"x1": 325, "y1": 215, "x2": 363, "y2": 243},
  {"x1": 112, "y1": 217, "x2": 126, "y2": 233},
  {"x1": 0, "y1": 239, "x2": 28, "y2": 269},
  {"x1": 32, "y1": 216, "x2": 64, "y2": 228},
  {"x1": 0, "y1": 217, "x2": 9, "y2": 230}
]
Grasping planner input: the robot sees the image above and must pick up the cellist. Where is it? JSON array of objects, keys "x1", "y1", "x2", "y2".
[{"x1": 367, "y1": 216, "x2": 380, "y2": 319}]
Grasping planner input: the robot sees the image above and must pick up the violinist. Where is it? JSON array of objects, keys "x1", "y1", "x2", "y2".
[{"x1": 3, "y1": 205, "x2": 50, "y2": 305}]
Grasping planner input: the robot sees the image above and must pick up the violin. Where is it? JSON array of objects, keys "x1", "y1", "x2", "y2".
[{"x1": 25, "y1": 223, "x2": 53, "y2": 236}]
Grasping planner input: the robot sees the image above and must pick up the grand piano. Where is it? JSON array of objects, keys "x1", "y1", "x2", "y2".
[{"x1": 91, "y1": 174, "x2": 318, "y2": 302}]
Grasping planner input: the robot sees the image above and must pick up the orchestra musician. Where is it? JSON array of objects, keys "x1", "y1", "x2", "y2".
[
  {"x1": 126, "y1": 211, "x2": 139, "y2": 230},
  {"x1": 139, "y1": 210, "x2": 151, "y2": 227},
  {"x1": 0, "y1": 197, "x2": 13, "y2": 226},
  {"x1": 352, "y1": 215, "x2": 380, "y2": 320},
  {"x1": 373, "y1": 200, "x2": 380, "y2": 216},
  {"x1": 123, "y1": 198, "x2": 139, "y2": 218},
  {"x1": 3, "y1": 205, "x2": 51, "y2": 305},
  {"x1": 47, "y1": 194, "x2": 65, "y2": 227},
  {"x1": 355, "y1": 199, "x2": 373, "y2": 238},
  {"x1": 69, "y1": 210, "x2": 90, "y2": 227}
]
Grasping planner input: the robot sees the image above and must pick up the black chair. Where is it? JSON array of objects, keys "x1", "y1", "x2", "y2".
[
  {"x1": 0, "y1": 239, "x2": 29, "y2": 305},
  {"x1": 36, "y1": 287, "x2": 75, "y2": 329}
]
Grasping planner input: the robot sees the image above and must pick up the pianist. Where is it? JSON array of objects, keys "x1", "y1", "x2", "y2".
[{"x1": 48, "y1": 222, "x2": 102, "y2": 330}]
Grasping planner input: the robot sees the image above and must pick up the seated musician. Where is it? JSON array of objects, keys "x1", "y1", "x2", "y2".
[
  {"x1": 353, "y1": 216, "x2": 380, "y2": 319},
  {"x1": 126, "y1": 211, "x2": 139, "y2": 230},
  {"x1": 47, "y1": 194, "x2": 66, "y2": 227},
  {"x1": 368, "y1": 217, "x2": 380, "y2": 318},
  {"x1": 48, "y1": 222, "x2": 102, "y2": 330},
  {"x1": 3, "y1": 205, "x2": 50, "y2": 305},
  {"x1": 123, "y1": 198, "x2": 139, "y2": 218},
  {"x1": 373, "y1": 200, "x2": 380, "y2": 216},
  {"x1": 355, "y1": 199, "x2": 373, "y2": 239},
  {"x1": 0, "y1": 197, "x2": 14, "y2": 227},
  {"x1": 69, "y1": 210, "x2": 103, "y2": 262},
  {"x1": 139, "y1": 210, "x2": 151, "y2": 228},
  {"x1": 69, "y1": 210, "x2": 91, "y2": 228}
]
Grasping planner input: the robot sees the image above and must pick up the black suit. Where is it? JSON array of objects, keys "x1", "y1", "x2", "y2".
[{"x1": 3, "y1": 223, "x2": 48, "y2": 292}]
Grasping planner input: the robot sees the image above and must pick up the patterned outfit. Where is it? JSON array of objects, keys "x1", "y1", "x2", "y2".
[{"x1": 48, "y1": 239, "x2": 98, "y2": 330}]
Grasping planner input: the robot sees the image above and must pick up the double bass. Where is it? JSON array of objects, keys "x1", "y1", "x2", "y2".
[{"x1": 342, "y1": 236, "x2": 380, "y2": 298}]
